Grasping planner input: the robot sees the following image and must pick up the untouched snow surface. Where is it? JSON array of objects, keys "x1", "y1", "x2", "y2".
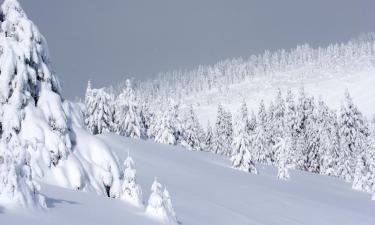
[{"x1": 2, "y1": 134, "x2": 374, "y2": 225}]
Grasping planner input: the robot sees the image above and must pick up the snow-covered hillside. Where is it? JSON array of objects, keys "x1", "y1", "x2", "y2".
[{"x1": 2, "y1": 135, "x2": 374, "y2": 225}]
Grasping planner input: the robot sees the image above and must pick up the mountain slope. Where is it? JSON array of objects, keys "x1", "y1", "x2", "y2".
[{"x1": 4, "y1": 135, "x2": 373, "y2": 225}]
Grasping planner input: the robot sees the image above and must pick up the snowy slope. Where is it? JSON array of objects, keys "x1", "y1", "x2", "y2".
[
  {"x1": 191, "y1": 66, "x2": 375, "y2": 126},
  {"x1": 3, "y1": 135, "x2": 373, "y2": 225}
]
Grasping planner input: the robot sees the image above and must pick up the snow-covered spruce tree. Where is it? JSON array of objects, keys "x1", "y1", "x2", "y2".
[
  {"x1": 146, "y1": 178, "x2": 177, "y2": 225},
  {"x1": 121, "y1": 153, "x2": 143, "y2": 207},
  {"x1": 304, "y1": 99, "x2": 321, "y2": 173},
  {"x1": 284, "y1": 89, "x2": 298, "y2": 168},
  {"x1": 253, "y1": 100, "x2": 270, "y2": 164},
  {"x1": 268, "y1": 89, "x2": 285, "y2": 164},
  {"x1": 85, "y1": 84, "x2": 114, "y2": 135},
  {"x1": 204, "y1": 121, "x2": 214, "y2": 152},
  {"x1": 212, "y1": 104, "x2": 233, "y2": 156},
  {"x1": 294, "y1": 88, "x2": 315, "y2": 170},
  {"x1": 0, "y1": 138, "x2": 46, "y2": 208},
  {"x1": 163, "y1": 187, "x2": 178, "y2": 224},
  {"x1": 154, "y1": 100, "x2": 183, "y2": 145},
  {"x1": 274, "y1": 137, "x2": 291, "y2": 180},
  {"x1": 154, "y1": 110, "x2": 176, "y2": 145},
  {"x1": 139, "y1": 100, "x2": 154, "y2": 139},
  {"x1": 114, "y1": 79, "x2": 141, "y2": 138},
  {"x1": 316, "y1": 100, "x2": 340, "y2": 176},
  {"x1": 338, "y1": 90, "x2": 369, "y2": 182},
  {"x1": 0, "y1": 0, "x2": 121, "y2": 200},
  {"x1": 0, "y1": 0, "x2": 71, "y2": 167},
  {"x1": 180, "y1": 106, "x2": 204, "y2": 151},
  {"x1": 231, "y1": 104, "x2": 257, "y2": 174}
]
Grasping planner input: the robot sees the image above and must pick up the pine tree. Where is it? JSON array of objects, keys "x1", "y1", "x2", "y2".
[
  {"x1": 204, "y1": 121, "x2": 214, "y2": 152},
  {"x1": 154, "y1": 110, "x2": 176, "y2": 145},
  {"x1": 284, "y1": 90, "x2": 298, "y2": 168},
  {"x1": 253, "y1": 100, "x2": 270, "y2": 164},
  {"x1": 0, "y1": 0, "x2": 72, "y2": 166},
  {"x1": 274, "y1": 137, "x2": 291, "y2": 180},
  {"x1": 85, "y1": 86, "x2": 113, "y2": 135},
  {"x1": 180, "y1": 106, "x2": 204, "y2": 151},
  {"x1": 317, "y1": 100, "x2": 340, "y2": 176},
  {"x1": 231, "y1": 105, "x2": 257, "y2": 174},
  {"x1": 212, "y1": 104, "x2": 233, "y2": 156},
  {"x1": 121, "y1": 153, "x2": 143, "y2": 207},
  {"x1": 114, "y1": 79, "x2": 141, "y2": 138},
  {"x1": 268, "y1": 89, "x2": 286, "y2": 165},
  {"x1": 146, "y1": 178, "x2": 177, "y2": 225},
  {"x1": 163, "y1": 187, "x2": 178, "y2": 224},
  {"x1": 338, "y1": 91, "x2": 369, "y2": 182},
  {"x1": 0, "y1": 138, "x2": 46, "y2": 208}
]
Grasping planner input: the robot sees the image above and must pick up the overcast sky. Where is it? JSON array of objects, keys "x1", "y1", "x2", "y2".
[{"x1": 19, "y1": 0, "x2": 375, "y2": 99}]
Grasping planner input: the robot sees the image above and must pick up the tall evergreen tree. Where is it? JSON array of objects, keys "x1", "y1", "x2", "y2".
[
  {"x1": 212, "y1": 104, "x2": 233, "y2": 156},
  {"x1": 231, "y1": 105, "x2": 257, "y2": 174},
  {"x1": 253, "y1": 100, "x2": 270, "y2": 164},
  {"x1": 338, "y1": 91, "x2": 369, "y2": 182},
  {"x1": 85, "y1": 85, "x2": 113, "y2": 135},
  {"x1": 204, "y1": 121, "x2": 214, "y2": 152},
  {"x1": 115, "y1": 79, "x2": 141, "y2": 138},
  {"x1": 180, "y1": 106, "x2": 204, "y2": 151}
]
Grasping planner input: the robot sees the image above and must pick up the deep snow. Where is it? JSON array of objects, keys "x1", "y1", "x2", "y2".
[{"x1": 2, "y1": 134, "x2": 374, "y2": 225}]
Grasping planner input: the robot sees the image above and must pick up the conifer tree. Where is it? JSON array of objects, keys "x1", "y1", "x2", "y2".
[
  {"x1": 274, "y1": 137, "x2": 291, "y2": 180},
  {"x1": 231, "y1": 105, "x2": 257, "y2": 174},
  {"x1": 163, "y1": 187, "x2": 178, "y2": 224},
  {"x1": 212, "y1": 104, "x2": 233, "y2": 156},
  {"x1": 115, "y1": 79, "x2": 141, "y2": 138},
  {"x1": 204, "y1": 121, "x2": 214, "y2": 152},
  {"x1": 121, "y1": 153, "x2": 143, "y2": 207},
  {"x1": 253, "y1": 100, "x2": 270, "y2": 164},
  {"x1": 180, "y1": 106, "x2": 204, "y2": 151},
  {"x1": 85, "y1": 85, "x2": 113, "y2": 135},
  {"x1": 146, "y1": 178, "x2": 177, "y2": 225},
  {"x1": 338, "y1": 91, "x2": 369, "y2": 182},
  {"x1": 0, "y1": 138, "x2": 46, "y2": 208}
]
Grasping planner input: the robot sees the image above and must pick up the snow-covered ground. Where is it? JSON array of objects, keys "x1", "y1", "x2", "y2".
[{"x1": 2, "y1": 135, "x2": 374, "y2": 225}]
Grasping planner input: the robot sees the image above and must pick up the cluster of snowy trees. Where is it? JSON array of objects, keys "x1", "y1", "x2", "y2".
[
  {"x1": 231, "y1": 89, "x2": 375, "y2": 193},
  {"x1": 135, "y1": 33, "x2": 375, "y2": 105},
  {"x1": 120, "y1": 153, "x2": 178, "y2": 224},
  {"x1": 85, "y1": 81, "x2": 375, "y2": 198}
]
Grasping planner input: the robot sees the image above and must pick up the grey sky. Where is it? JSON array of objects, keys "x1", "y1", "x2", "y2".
[{"x1": 19, "y1": 0, "x2": 375, "y2": 99}]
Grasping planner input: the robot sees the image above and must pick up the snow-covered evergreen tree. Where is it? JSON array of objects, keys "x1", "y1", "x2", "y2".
[
  {"x1": 85, "y1": 84, "x2": 113, "y2": 135},
  {"x1": 154, "y1": 111, "x2": 176, "y2": 145},
  {"x1": 121, "y1": 153, "x2": 143, "y2": 207},
  {"x1": 180, "y1": 106, "x2": 204, "y2": 151},
  {"x1": 253, "y1": 100, "x2": 270, "y2": 164},
  {"x1": 146, "y1": 178, "x2": 177, "y2": 225},
  {"x1": 338, "y1": 90, "x2": 369, "y2": 182},
  {"x1": 231, "y1": 105, "x2": 257, "y2": 174},
  {"x1": 154, "y1": 100, "x2": 183, "y2": 145},
  {"x1": 0, "y1": 0, "x2": 71, "y2": 166},
  {"x1": 114, "y1": 79, "x2": 141, "y2": 138},
  {"x1": 274, "y1": 137, "x2": 291, "y2": 180},
  {"x1": 0, "y1": 0, "x2": 122, "y2": 201},
  {"x1": 212, "y1": 104, "x2": 233, "y2": 156},
  {"x1": 317, "y1": 100, "x2": 340, "y2": 176},
  {"x1": 163, "y1": 187, "x2": 178, "y2": 224},
  {"x1": 204, "y1": 121, "x2": 214, "y2": 152},
  {"x1": 268, "y1": 89, "x2": 286, "y2": 164},
  {"x1": 0, "y1": 137, "x2": 46, "y2": 208}
]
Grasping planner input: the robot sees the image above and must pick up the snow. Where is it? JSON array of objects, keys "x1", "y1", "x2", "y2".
[{"x1": 1, "y1": 134, "x2": 374, "y2": 224}]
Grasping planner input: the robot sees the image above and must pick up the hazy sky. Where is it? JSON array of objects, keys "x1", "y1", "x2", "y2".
[{"x1": 19, "y1": 0, "x2": 375, "y2": 99}]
